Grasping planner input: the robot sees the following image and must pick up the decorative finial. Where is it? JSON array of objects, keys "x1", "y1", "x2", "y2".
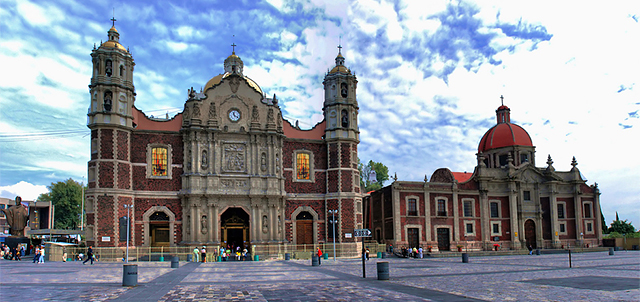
[
  {"x1": 231, "y1": 35, "x2": 236, "y2": 54},
  {"x1": 111, "y1": 8, "x2": 117, "y2": 27},
  {"x1": 546, "y1": 154, "x2": 553, "y2": 166},
  {"x1": 571, "y1": 156, "x2": 578, "y2": 167},
  {"x1": 500, "y1": 95, "x2": 504, "y2": 106},
  {"x1": 424, "y1": 175, "x2": 428, "y2": 182},
  {"x1": 393, "y1": 173, "x2": 398, "y2": 181}
]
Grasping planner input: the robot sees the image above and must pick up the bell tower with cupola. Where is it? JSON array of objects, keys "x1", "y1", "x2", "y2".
[
  {"x1": 322, "y1": 45, "x2": 363, "y2": 243},
  {"x1": 85, "y1": 18, "x2": 136, "y2": 247}
]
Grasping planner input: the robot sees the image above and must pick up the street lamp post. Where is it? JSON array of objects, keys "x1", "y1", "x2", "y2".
[
  {"x1": 328, "y1": 209, "x2": 338, "y2": 261},
  {"x1": 124, "y1": 204, "x2": 133, "y2": 263}
]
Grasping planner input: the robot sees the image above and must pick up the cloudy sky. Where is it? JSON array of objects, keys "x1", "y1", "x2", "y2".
[{"x1": 0, "y1": 0, "x2": 638, "y2": 228}]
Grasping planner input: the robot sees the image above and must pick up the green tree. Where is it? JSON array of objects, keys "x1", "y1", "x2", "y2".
[
  {"x1": 608, "y1": 218, "x2": 636, "y2": 234},
  {"x1": 359, "y1": 159, "x2": 390, "y2": 192},
  {"x1": 46, "y1": 178, "x2": 84, "y2": 229}
]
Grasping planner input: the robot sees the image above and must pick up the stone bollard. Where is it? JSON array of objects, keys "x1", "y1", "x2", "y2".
[
  {"x1": 377, "y1": 261, "x2": 389, "y2": 280},
  {"x1": 171, "y1": 256, "x2": 179, "y2": 268},
  {"x1": 609, "y1": 248, "x2": 614, "y2": 255},
  {"x1": 285, "y1": 253, "x2": 290, "y2": 260},
  {"x1": 311, "y1": 255, "x2": 319, "y2": 266},
  {"x1": 122, "y1": 264, "x2": 138, "y2": 287},
  {"x1": 462, "y1": 253, "x2": 469, "y2": 263}
]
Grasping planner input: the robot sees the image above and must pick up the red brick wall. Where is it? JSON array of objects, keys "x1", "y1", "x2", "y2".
[
  {"x1": 282, "y1": 140, "x2": 327, "y2": 169},
  {"x1": 285, "y1": 199, "x2": 325, "y2": 242},
  {"x1": 116, "y1": 130, "x2": 129, "y2": 160},
  {"x1": 328, "y1": 143, "x2": 338, "y2": 168},
  {"x1": 97, "y1": 194, "x2": 115, "y2": 247},
  {"x1": 341, "y1": 170, "x2": 352, "y2": 192},
  {"x1": 328, "y1": 170, "x2": 338, "y2": 192},
  {"x1": 99, "y1": 162, "x2": 114, "y2": 188},
  {"x1": 117, "y1": 162, "x2": 130, "y2": 189},
  {"x1": 132, "y1": 166, "x2": 182, "y2": 191},
  {"x1": 130, "y1": 132, "x2": 183, "y2": 164},
  {"x1": 283, "y1": 140, "x2": 327, "y2": 193},
  {"x1": 340, "y1": 143, "x2": 351, "y2": 168},
  {"x1": 341, "y1": 199, "x2": 355, "y2": 242},
  {"x1": 133, "y1": 197, "x2": 182, "y2": 245},
  {"x1": 101, "y1": 129, "x2": 113, "y2": 159}
]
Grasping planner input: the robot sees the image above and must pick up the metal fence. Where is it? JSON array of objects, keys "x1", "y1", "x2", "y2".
[{"x1": 48, "y1": 243, "x2": 387, "y2": 262}]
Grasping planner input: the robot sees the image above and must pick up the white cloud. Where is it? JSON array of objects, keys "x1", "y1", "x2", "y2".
[
  {"x1": 16, "y1": 0, "x2": 64, "y2": 27},
  {"x1": 0, "y1": 181, "x2": 48, "y2": 201}
]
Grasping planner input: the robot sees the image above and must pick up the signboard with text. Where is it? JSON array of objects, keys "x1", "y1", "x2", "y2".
[{"x1": 354, "y1": 229, "x2": 371, "y2": 237}]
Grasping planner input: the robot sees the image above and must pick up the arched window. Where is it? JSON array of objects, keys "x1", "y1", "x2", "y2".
[
  {"x1": 104, "y1": 91, "x2": 112, "y2": 112},
  {"x1": 105, "y1": 59, "x2": 113, "y2": 77},
  {"x1": 296, "y1": 211, "x2": 313, "y2": 220},
  {"x1": 341, "y1": 109, "x2": 349, "y2": 128}
]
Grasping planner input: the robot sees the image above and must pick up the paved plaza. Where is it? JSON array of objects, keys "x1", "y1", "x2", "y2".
[{"x1": 1, "y1": 251, "x2": 638, "y2": 301}]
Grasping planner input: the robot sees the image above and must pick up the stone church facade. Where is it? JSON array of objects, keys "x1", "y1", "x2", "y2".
[
  {"x1": 365, "y1": 104, "x2": 603, "y2": 251},
  {"x1": 84, "y1": 24, "x2": 362, "y2": 248}
]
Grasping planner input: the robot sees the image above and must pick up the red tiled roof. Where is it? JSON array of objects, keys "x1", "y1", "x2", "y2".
[{"x1": 452, "y1": 172, "x2": 473, "y2": 183}]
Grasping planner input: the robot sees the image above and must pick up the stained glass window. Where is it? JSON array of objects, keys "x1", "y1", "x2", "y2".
[
  {"x1": 296, "y1": 153, "x2": 310, "y2": 180},
  {"x1": 152, "y1": 147, "x2": 168, "y2": 176}
]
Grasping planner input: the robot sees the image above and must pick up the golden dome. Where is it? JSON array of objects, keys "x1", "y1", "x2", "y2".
[
  {"x1": 100, "y1": 40, "x2": 128, "y2": 52},
  {"x1": 109, "y1": 26, "x2": 118, "y2": 33},
  {"x1": 329, "y1": 65, "x2": 350, "y2": 74},
  {"x1": 203, "y1": 72, "x2": 263, "y2": 95}
]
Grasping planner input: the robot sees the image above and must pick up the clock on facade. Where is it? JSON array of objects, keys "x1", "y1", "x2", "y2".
[{"x1": 229, "y1": 109, "x2": 241, "y2": 121}]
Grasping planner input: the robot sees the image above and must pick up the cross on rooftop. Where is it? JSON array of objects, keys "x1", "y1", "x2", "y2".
[
  {"x1": 500, "y1": 95, "x2": 504, "y2": 106},
  {"x1": 231, "y1": 42, "x2": 236, "y2": 53},
  {"x1": 111, "y1": 8, "x2": 116, "y2": 26},
  {"x1": 337, "y1": 44, "x2": 342, "y2": 54}
]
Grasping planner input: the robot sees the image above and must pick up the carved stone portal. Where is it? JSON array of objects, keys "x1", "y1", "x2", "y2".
[{"x1": 223, "y1": 143, "x2": 246, "y2": 172}]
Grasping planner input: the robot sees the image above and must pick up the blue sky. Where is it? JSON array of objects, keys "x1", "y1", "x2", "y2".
[{"x1": 1, "y1": 0, "x2": 638, "y2": 228}]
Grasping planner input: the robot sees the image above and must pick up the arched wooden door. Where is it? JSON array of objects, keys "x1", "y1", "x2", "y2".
[
  {"x1": 524, "y1": 219, "x2": 537, "y2": 249},
  {"x1": 296, "y1": 211, "x2": 313, "y2": 245}
]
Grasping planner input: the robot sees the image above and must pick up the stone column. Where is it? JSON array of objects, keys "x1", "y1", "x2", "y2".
[
  {"x1": 208, "y1": 203, "x2": 214, "y2": 243},
  {"x1": 212, "y1": 204, "x2": 219, "y2": 243},
  {"x1": 549, "y1": 183, "x2": 559, "y2": 248},
  {"x1": 392, "y1": 185, "x2": 402, "y2": 243},
  {"x1": 509, "y1": 185, "x2": 520, "y2": 249},
  {"x1": 190, "y1": 204, "x2": 197, "y2": 243},
  {"x1": 573, "y1": 191, "x2": 583, "y2": 245},
  {"x1": 479, "y1": 191, "x2": 490, "y2": 249},
  {"x1": 270, "y1": 202, "x2": 277, "y2": 242},
  {"x1": 593, "y1": 187, "x2": 602, "y2": 244},
  {"x1": 452, "y1": 184, "x2": 460, "y2": 244},
  {"x1": 424, "y1": 188, "x2": 432, "y2": 242}
]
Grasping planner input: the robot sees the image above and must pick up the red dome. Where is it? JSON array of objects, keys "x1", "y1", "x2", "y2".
[{"x1": 478, "y1": 123, "x2": 533, "y2": 152}]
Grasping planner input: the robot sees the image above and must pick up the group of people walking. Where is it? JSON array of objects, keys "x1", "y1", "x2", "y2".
[
  {"x1": 400, "y1": 246, "x2": 424, "y2": 258},
  {"x1": 193, "y1": 244, "x2": 250, "y2": 262}
]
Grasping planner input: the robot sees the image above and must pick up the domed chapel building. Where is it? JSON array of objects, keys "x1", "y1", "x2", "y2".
[
  {"x1": 84, "y1": 23, "x2": 363, "y2": 249},
  {"x1": 365, "y1": 102, "x2": 603, "y2": 251}
]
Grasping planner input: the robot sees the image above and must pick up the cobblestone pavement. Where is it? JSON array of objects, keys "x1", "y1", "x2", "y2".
[{"x1": 1, "y1": 251, "x2": 638, "y2": 301}]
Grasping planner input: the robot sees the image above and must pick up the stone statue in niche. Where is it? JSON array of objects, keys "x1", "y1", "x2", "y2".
[
  {"x1": 183, "y1": 105, "x2": 190, "y2": 120},
  {"x1": 201, "y1": 150, "x2": 208, "y2": 169},
  {"x1": 201, "y1": 215, "x2": 208, "y2": 234},
  {"x1": 341, "y1": 83, "x2": 348, "y2": 98},
  {"x1": 277, "y1": 112, "x2": 282, "y2": 128},
  {"x1": 192, "y1": 102, "x2": 201, "y2": 118},
  {"x1": 262, "y1": 215, "x2": 268, "y2": 234},
  {"x1": 275, "y1": 153, "x2": 280, "y2": 175},
  {"x1": 278, "y1": 215, "x2": 282, "y2": 234},
  {"x1": 260, "y1": 152, "x2": 267, "y2": 172},
  {"x1": 252, "y1": 105, "x2": 259, "y2": 122},
  {"x1": 267, "y1": 108, "x2": 274, "y2": 123},
  {"x1": 209, "y1": 102, "x2": 216, "y2": 119},
  {"x1": 229, "y1": 76, "x2": 240, "y2": 93}
]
